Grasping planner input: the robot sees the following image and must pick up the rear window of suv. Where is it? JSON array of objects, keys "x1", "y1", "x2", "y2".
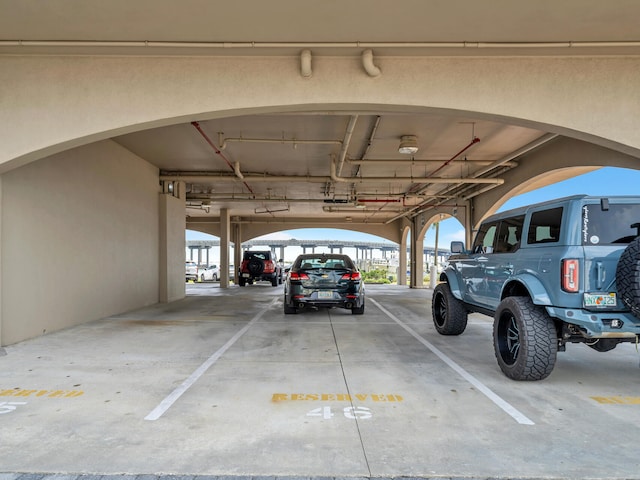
[
  {"x1": 244, "y1": 252, "x2": 270, "y2": 261},
  {"x1": 582, "y1": 203, "x2": 640, "y2": 245}
]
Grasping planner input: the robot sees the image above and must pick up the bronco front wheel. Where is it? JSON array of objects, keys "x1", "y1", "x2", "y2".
[
  {"x1": 494, "y1": 296, "x2": 557, "y2": 381},
  {"x1": 432, "y1": 282, "x2": 468, "y2": 335}
]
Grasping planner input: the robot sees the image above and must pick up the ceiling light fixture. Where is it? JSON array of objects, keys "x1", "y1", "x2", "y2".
[{"x1": 398, "y1": 135, "x2": 419, "y2": 155}]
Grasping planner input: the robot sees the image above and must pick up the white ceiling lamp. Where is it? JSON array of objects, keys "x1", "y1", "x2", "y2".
[{"x1": 398, "y1": 135, "x2": 419, "y2": 155}]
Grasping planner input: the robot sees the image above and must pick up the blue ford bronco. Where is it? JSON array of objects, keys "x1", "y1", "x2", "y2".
[{"x1": 433, "y1": 195, "x2": 640, "y2": 380}]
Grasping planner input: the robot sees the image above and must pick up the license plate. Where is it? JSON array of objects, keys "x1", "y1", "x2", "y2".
[
  {"x1": 242, "y1": 273, "x2": 251, "y2": 278},
  {"x1": 318, "y1": 291, "x2": 334, "y2": 299},
  {"x1": 584, "y1": 292, "x2": 616, "y2": 307}
]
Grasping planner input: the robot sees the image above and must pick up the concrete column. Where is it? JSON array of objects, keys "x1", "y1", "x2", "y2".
[
  {"x1": 398, "y1": 229, "x2": 408, "y2": 286},
  {"x1": 280, "y1": 246, "x2": 285, "y2": 261},
  {"x1": 0, "y1": 176, "x2": 3, "y2": 347},
  {"x1": 159, "y1": 181, "x2": 186, "y2": 303},
  {"x1": 411, "y1": 219, "x2": 424, "y2": 288},
  {"x1": 220, "y1": 208, "x2": 230, "y2": 289},
  {"x1": 232, "y1": 221, "x2": 242, "y2": 284}
]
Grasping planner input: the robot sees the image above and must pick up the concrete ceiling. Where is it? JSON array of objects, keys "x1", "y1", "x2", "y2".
[{"x1": 2, "y1": 0, "x2": 638, "y2": 226}]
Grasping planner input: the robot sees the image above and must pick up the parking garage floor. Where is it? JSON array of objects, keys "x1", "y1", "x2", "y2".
[{"x1": 1, "y1": 284, "x2": 640, "y2": 479}]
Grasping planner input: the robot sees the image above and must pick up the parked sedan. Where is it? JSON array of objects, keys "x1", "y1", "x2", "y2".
[
  {"x1": 284, "y1": 253, "x2": 364, "y2": 315},
  {"x1": 200, "y1": 264, "x2": 220, "y2": 282}
]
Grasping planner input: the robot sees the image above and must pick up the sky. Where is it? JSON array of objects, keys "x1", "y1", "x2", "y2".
[{"x1": 186, "y1": 166, "x2": 640, "y2": 263}]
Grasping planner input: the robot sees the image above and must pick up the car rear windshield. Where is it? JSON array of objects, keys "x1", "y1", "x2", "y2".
[
  {"x1": 296, "y1": 256, "x2": 353, "y2": 269},
  {"x1": 582, "y1": 203, "x2": 640, "y2": 245}
]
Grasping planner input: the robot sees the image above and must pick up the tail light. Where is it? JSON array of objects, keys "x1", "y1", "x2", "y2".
[
  {"x1": 562, "y1": 259, "x2": 579, "y2": 293},
  {"x1": 341, "y1": 272, "x2": 361, "y2": 281},
  {"x1": 264, "y1": 260, "x2": 275, "y2": 272},
  {"x1": 290, "y1": 272, "x2": 309, "y2": 280}
]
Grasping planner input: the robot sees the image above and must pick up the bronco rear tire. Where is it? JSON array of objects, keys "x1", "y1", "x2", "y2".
[
  {"x1": 494, "y1": 297, "x2": 557, "y2": 381},
  {"x1": 616, "y1": 236, "x2": 640, "y2": 318},
  {"x1": 432, "y1": 282, "x2": 468, "y2": 335}
]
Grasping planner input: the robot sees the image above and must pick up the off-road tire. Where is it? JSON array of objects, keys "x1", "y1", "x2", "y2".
[
  {"x1": 238, "y1": 277, "x2": 246, "y2": 287},
  {"x1": 493, "y1": 296, "x2": 558, "y2": 381},
  {"x1": 432, "y1": 282, "x2": 468, "y2": 335},
  {"x1": 351, "y1": 303, "x2": 365, "y2": 315},
  {"x1": 616, "y1": 236, "x2": 640, "y2": 318},
  {"x1": 271, "y1": 276, "x2": 278, "y2": 287}
]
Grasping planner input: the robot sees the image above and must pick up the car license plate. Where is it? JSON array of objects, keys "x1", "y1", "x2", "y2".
[
  {"x1": 242, "y1": 273, "x2": 251, "y2": 278},
  {"x1": 584, "y1": 292, "x2": 616, "y2": 307},
  {"x1": 318, "y1": 291, "x2": 333, "y2": 299}
]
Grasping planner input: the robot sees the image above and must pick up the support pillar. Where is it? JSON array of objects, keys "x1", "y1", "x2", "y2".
[
  {"x1": 232, "y1": 221, "x2": 242, "y2": 284},
  {"x1": 0, "y1": 176, "x2": 3, "y2": 347},
  {"x1": 398, "y1": 229, "x2": 408, "y2": 286},
  {"x1": 220, "y1": 208, "x2": 230, "y2": 289},
  {"x1": 159, "y1": 181, "x2": 186, "y2": 303}
]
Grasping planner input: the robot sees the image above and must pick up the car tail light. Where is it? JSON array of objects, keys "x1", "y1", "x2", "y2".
[
  {"x1": 562, "y1": 259, "x2": 579, "y2": 293},
  {"x1": 341, "y1": 272, "x2": 361, "y2": 281},
  {"x1": 264, "y1": 260, "x2": 275, "y2": 272},
  {"x1": 290, "y1": 272, "x2": 309, "y2": 280}
]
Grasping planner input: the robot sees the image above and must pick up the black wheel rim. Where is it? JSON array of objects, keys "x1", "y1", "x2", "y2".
[
  {"x1": 498, "y1": 312, "x2": 520, "y2": 365},
  {"x1": 434, "y1": 292, "x2": 446, "y2": 328}
]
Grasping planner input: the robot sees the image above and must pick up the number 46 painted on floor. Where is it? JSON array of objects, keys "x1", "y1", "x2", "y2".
[{"x1": 307, "y1": 406, "x2": 372, "y2": 420}]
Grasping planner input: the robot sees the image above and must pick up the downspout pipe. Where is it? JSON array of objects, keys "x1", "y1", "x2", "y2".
[
  {"x1": 362, "y1": 49, "x2": 381, "y2": 77},
  {"x1": 300, "y1": 49, "x2": 312, "y2": 78}
]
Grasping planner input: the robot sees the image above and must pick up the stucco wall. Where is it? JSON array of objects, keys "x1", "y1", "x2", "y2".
[
  {"x1": 1, "y1": 55, "x2": 639, "y2": 173},
  {"x1": 0, "y1": 140, "x2": 160, "y2": 345}
]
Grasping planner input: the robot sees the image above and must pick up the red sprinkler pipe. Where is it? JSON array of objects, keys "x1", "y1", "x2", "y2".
[
  {"x1": 191, "y1": 121, "x2": 255, "y2": 195},
  {"x1": 428, "y1": 136, "x2": 481, "y2": 177}
]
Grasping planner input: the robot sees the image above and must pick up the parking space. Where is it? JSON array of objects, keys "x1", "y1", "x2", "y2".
[{"x1": 1, "y1": 284, "x2": 640, "y2": 478}]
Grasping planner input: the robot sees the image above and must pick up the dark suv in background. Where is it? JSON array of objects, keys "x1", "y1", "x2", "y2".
[
  {"x1": 239, "y1": 250, "x2": 283, "y2": 287},
  {"x1": 433, "y1": 195, "x2": 640, "y2": 381}
]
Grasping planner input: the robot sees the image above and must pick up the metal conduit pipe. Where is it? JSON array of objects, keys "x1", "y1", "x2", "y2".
[
  {"x1": 330, "y1": 158, "x2": 504, "y2": 185},
  {"x1": 219, "y1": 135, "x2": 342, "y2": 150},
  {"x1": 161, "y1": 173, "x2": 333, "y2": 183},
  {"x1": 336, "y1": 115, "x2": 359, "y2": 176},
  {"x1": 6, "y1": 40, "x2": 640, "y2": 50},
  {"x1": 349, "y1": 158, "x2": 516, "y2": 166},
  {"x1": 188, "y1": 196, "x2": 349, "y2": 203}
]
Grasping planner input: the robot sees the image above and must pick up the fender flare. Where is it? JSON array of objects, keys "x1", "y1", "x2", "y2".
[
  {"x1": 439, "y1": 270, "x2": 464, "y2": 301},
  {"x1": 502, "y1": 273, "x2": 552, "y2": 305}
]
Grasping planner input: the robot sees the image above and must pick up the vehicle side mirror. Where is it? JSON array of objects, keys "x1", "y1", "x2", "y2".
[{"x1": 450, "y1": 241, "x2": 465, "y2": 254}]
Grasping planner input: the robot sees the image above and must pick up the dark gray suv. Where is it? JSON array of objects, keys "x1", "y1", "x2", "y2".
[{"x1": 433, "y1": 195, "x2": 640, "y2": 380}]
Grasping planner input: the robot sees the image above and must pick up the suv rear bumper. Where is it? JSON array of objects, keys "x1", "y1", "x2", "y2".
[{"x1": 545, "y1": 306, "x2": 640, "y2": 338}]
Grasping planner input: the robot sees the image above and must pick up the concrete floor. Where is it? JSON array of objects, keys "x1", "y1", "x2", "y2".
[{"x1": 1, "y1": 284, "x2": 640, "y2": 479}]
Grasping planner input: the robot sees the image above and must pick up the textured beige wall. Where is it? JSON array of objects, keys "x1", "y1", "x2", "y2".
[
  {"x1": 0, "y1": 140, "x2": 161, "y2": 345},
  {"x1": 0, "y1": 55, "x2": 639, "y2": 173}
]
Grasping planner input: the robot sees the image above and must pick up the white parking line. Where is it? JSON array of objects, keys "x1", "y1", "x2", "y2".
[
  {"x1": 144, "y1": 298, "x2": 277, "y2": 421},
  {"x1": 370, "y1": 298, "x2": 535, "y2": 426}
]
